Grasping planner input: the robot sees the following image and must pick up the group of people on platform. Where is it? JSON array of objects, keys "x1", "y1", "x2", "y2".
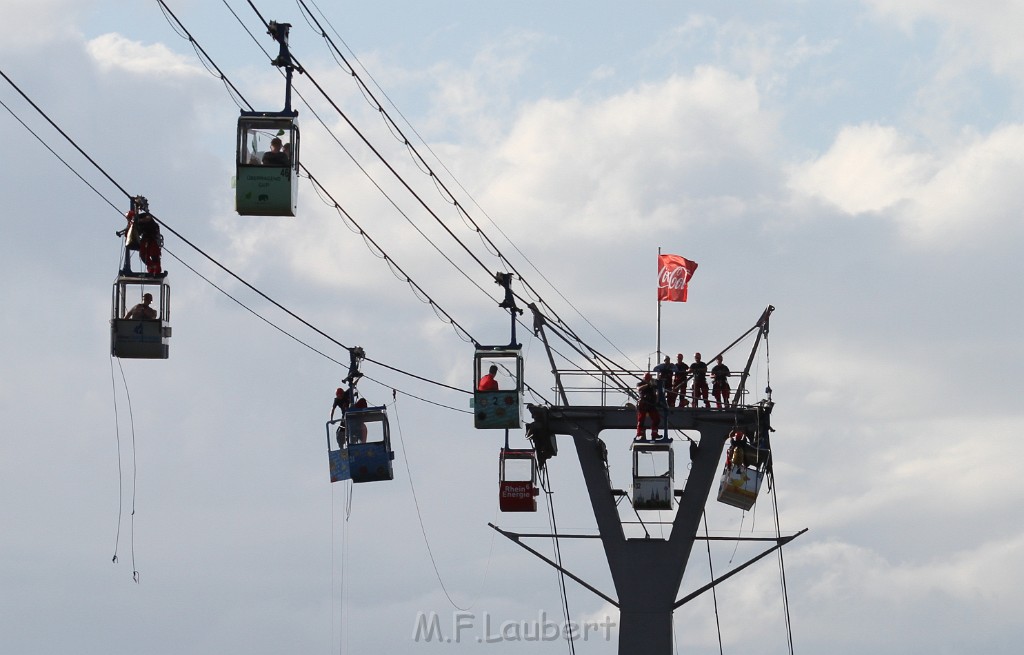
[{"x1": 635, "y1": 352, "x2": 733, "y2": 440}]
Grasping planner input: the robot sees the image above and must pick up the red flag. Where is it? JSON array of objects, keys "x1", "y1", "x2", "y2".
[{"x1": 657, "y1": 254, "x2": 698, "y2": 302}]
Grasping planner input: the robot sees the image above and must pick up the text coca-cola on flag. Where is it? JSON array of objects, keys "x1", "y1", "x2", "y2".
[{"x1": 657, "y1": 254, "x2": 698, "y2": 302}]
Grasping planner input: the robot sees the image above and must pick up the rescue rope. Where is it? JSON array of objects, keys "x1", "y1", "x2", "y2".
[
  {"x1": 539, "y1": 467, "x2": 577, "y2": 655},
  {"x1": 331, "y1": 479, "x2": 352, "y2": 655},
  {"x1": 772, "y1": 487, "x2": 796, "y2": 654},
  {"x1": 108, "y1": 357, "x2": 123, "y2": 564},
  {"x1": 109, "y1": 357, "x2": 141, "y2": 583},
  {"x1": 703, "y1": 513, "x2": 725, "y2": 655},
  {"x1": 391, "y1": 395, "x2": 472, "y2": 611}
]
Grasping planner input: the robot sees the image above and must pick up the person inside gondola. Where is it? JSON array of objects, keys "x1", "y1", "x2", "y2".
[
  {"x1": 262, "y1": 137, "x2": 290, "y2": 166},
  {"x1": 125, "y1": 292, "x2": 157, "y2": 320},
  {"x1": 478, "y1": 364, "x2": 499, "y2": 391}
]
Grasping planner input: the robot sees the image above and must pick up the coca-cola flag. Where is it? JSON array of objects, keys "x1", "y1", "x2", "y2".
[{"x1": 657, "y1": 254, "x2": 698, "y2": 302}]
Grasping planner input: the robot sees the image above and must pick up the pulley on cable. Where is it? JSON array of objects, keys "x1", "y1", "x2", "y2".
[
  {"x1": 473, "y1": 272, "x2": 524, "y2": 430},
  {"x1": 325, "y1": 347, "x2": 395, "y2": 484},
  {"x1": 111, "y1": 195, "x2": 171, "y2": 359},
  {"x1": 235, "y1": 21, "x2": 303, "y2": 217}
]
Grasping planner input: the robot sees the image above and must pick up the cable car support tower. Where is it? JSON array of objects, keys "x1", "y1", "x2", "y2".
[{"x1": 492, "y1": 305, "x2": 806, "y2": 654}]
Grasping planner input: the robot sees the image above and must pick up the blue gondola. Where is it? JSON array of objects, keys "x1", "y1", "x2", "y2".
[
  {"x1": 473, "y1": 345, "x2": 523, "y2": 429},
  {"x1": 325, "y1": 405, "x2": 394, "y2": 484},
  {"x1": 110, "y1": 275, "x2": 171, "y2": 359}
]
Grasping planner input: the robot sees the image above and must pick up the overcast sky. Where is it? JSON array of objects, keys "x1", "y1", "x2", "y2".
[{"x1": 2, "y1": 1, "x2": 1022, "y2": 653}]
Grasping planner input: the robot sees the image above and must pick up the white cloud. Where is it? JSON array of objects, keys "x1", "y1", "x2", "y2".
[
  {"x1": 789, "y1": 122, "x2": 1024, "y2": 247},
  {"x1": 484, "y1": 67, "x2": 775, "y2": 241},
  {"x1": 865, "y1": 0, "x2": 1024, "y2": 75},
  {"x1": 0, "y1": 0, "x2": 86, "y2": 49},
  {"x1": 86, "y1": 33, "x2": 204, "y2": 77}
]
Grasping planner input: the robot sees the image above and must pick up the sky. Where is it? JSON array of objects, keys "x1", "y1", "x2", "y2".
[{"x1": 2, "y1": 0, "x2": 1023, "y2": 653}]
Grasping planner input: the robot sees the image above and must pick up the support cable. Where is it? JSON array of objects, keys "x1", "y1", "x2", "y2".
[
  {"x1": 392, "y1": 394, "x2": 472, "y2": 611},
  {"x1": 2, "y1": 64, "x2": 472, "y2": 405},
  {"x1": 703, "y1": 513, "x2": 725, "y2": 655},
  {"x1": 236, "y1": 0, "x2": 641, "y2": 381},
  {"x1": 300, "y1": 0, "x2": 639, "y2": 370},
  {"x1": 293, "y1": 0, "x2": 642, "y2": 374},
  {"x1": 214, "y1": 0, "x2": 501, "y2": 318},
  {"x1": 772, "y1": 486, "x2": 796, "y2": 654},
  {"x1": 539, "y1": 466, "x2": 576, "y2": 655}
]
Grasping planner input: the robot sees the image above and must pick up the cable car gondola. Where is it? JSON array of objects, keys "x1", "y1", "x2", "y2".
[
  {"x1": 473, "y1": 345, "x2": 524, "y2": 429},
  {"x1": 235, "y1": 21, "x2": 302, "y2": 217},
  {"x1": 717, "y1": 427, "x2": 770, "y2": 510},
  {"x1": 235, "y1": 111, "x2": 299, "y2": 216},
  {"x1": 324, "y1": 405, "x2": 394, "y2": 484},
  {"x1": 498, "y1": 448, "x2": 539, "y2": 512},
  {"x1": 111, "y1": 196, "x2": 171, "y2": 359},
  {"x1": 111, "y1": 275, "x2": 171, "y2": 359},
  {"x1": 632, "y1": 440, "x2": 674, "y2": 511}
]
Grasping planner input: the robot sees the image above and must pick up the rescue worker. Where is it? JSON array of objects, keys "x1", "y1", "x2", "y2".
[
  {"x1": 689, "y1": 352, "x2": 710, "y2": 408},
  {"x1": 635, "y1": 373, "x2": 660, "y2": 440},
  {"x1": 711, "y1": 355, "x2": 731, "y2": 408}
]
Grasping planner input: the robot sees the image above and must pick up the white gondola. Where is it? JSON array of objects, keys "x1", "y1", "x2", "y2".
[
  {"x1": 473, "y1": 345, "x2": 523, "y2": 429},
  {"x1": 110, "y1": 275, "x2": 171, "y2": 359},
  {"x1": 632, "y1": 441, "x2": 674, "y2": 510}
]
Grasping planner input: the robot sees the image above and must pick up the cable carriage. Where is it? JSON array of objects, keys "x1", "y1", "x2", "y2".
[
  {"x1": 717, "y1": 427, "x2": 771, "y2": 510},
  {"x1": 235, "y1": 21, "x2": 302, "y2": 217},
  {"x1": 498, "y1": 448, "x2": 539, "y2": 512},
  {"x1": 632, "y1": 440, "x2": 674, "y2": 511},
  {"x1": 325, "y1": 405, "x2": 394, "y2": 484},
  {"x1": 110, "y1": 276, "x2": 171, "y2": 359},
  {"x1": 473, "y1": 345, "x2": 524, "y2": 429},
  {"x1": 235, "y1": 113, "x2": 299, "y2": 216},
  {"x1": 111, "y1": 196, "x2": 171, "y2": 359}
]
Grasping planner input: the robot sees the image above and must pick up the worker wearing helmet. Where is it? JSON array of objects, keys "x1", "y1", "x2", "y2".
[{"x1": 635, "y1": 372, "x2": 660, "y2": 440}]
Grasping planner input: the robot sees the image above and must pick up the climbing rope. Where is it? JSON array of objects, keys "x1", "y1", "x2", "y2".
[{"x1": 392, "y1": 393, "x2": 472, "y2": 611}]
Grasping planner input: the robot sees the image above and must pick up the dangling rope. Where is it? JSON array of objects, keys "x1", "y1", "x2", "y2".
[
  {"x1": 703, "y1": 513, "x2": 725, "y2": 655},
  {"x1": 331, "y1": 479, "x2": 352, "y2": 655},
  {"x1": 539, "y1": 467, "x2": 576, "y2": 655},
  {"x1": 772, "y1": 486, "x2": 795, "y2": 654},
  {"x1": 109, "y1": 358, "x2": 140, "y2": 583},
  {"x1": 108, "y1": 357, "x2": 123, "y2": 564},
  {"x1": 392, "y1": 392, "x2": 471, "y2": 611}
]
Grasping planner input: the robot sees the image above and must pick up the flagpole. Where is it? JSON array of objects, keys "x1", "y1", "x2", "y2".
[{"x1": 656, "y1": 247, "x2": 662, "y2": 363}]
